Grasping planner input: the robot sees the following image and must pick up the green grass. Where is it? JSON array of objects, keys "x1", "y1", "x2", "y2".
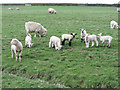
[{"x1": 2, "y1": 6, "x2": 119, "y2": 88}]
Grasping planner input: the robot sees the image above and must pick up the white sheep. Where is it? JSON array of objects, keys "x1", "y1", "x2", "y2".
[
  {"x1": 117, "y1": 8, "x2": 120, "y2": 12},
  {"x1": 48, "y1": 8, "x2": 56, "y2": 14},
  {"x1": 8, "y1": 8, "x2": 13, "y2": 10},
  {"x1": 49, "y1": 36, "x2": 62, "y2": 50},
  {"x1": 11, "y1": 38, "x2": 23, "y2": 62},
  {"x1": 85, "y1": 34, "x2": 98, "y2": 48},
  {"x1": 62, "y1": 33, "x2": 77, "y2": 46},
  {"x1": 80, "y1": 29, "x2": 87, "y2": 43},
  {"x1": 97, "y1": 33, "x2": 113, "y2": 48},
  {"x1": 25, "y1": 34, "x2": 33, "y2": 48},
  {"x1": 25, "y1": 21, "x2": 47, "y2": 38},
  {"x1": 16, "y1": 8, "x2": 20, "y2": 10},
  {"x1": 110, "y1": 20, "x2": 118, "y2": 29}
]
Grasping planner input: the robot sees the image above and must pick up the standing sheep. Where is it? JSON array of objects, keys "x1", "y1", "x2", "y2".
[
  {"x1": 49, "y1": 36, "x2": 62, "y2": 50},
  {"x1": 25, "y1": 21, "x2": 47, "y2": 38},
  {"x1": 97, "y1": 33, "x2": 113, "y2": 48},
  {"x1": 11, "y1": 39, "x2": 23, "y2": 62},
  {"x1": 8, "y1": 8, "x2": 13, "y2": 10},
  {"x1": 16, "y1": 8, "x2": 20, "y2": 10},
  {"x1": 48, "y1": 8, "x2": 56, "y2": 14},
  {"x1": 25, "y1": 34, "x2": 33, "y2": 48},
  {"x1": 80, "y1": 29, "x2": 87, "y2": 43},
  {"x1": 85, "y1": 34, "x2": 98, "y2": 48},
  {"x1": 62, "y1": 33, "x2": 77, "y2": 46},
  {"x1": 110, "y1": 20, "x2": 118, "y2": 29}
]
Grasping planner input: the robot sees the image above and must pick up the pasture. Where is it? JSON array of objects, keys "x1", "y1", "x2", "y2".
[{"x1": 2, "y1": 5, "x2": 118, "y2": 88}]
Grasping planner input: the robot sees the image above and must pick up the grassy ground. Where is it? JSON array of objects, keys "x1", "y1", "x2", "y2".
[{"x1": 2, "y1": 6, "x2": 118, "y2": 88}]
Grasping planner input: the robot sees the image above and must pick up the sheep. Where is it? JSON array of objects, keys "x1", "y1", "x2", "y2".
[
  {"x1": 97, "y1": 33, "x2": 113, "y2": 48},
  {"x1": 80, "y1": 29, "x2": 87, "y2": 43},
  {"x1": 48, "y1": 8, "x2": 56, "y2": 14},
  {"x1": 16, "y1": 8, "x2": 20, "y2": 10},
  {"x1": 25, "y1": 34, "x2": 33, "y2": 48},
  {"x1": 62, "y1": 33, "x2": 77, "y2": 46},
  {"x1": 110, "y1": 20, "x2": 118, "y2": 29},
  {"x1": 117, "y1": 8, "x2": 120, "y2": 12},
  {"x1": 10, "y1": 38, "x2": 23, "y2": 62},
  {"x1": 49, "y1": 36, "x2": 62, "y2": 50},
  {"x1": 8, "y1": 8, "x2": 13, "y2": 10},
  {"x1": 85, "y1": 34, "x2": 98, "y2": 48},
  {"x1": 25, "y1": 21, "x2": 47, "y2": 38}
]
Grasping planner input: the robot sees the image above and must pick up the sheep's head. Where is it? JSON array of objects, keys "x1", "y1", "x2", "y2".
[
  {"x1": 54, "y1": 11, "x2": 56, "y2": 14},
  {"x1": 71, "y1": 33, "x2": 77, "y2": 38},
  {"x1": 55, "y1": 45, "x2": 62, "y2": 50},
  {"x1": 26, "y1": 43, "x2": 33, "y2": 48},
  {"x1": 42, "y1": 26, "x2": 47, "y2": 36},
  {"x1": 97, "y1": 33, "x2": 102, "y2": 38},
  {"x1": 80, "y1": 29, "x2": 87, "y2": 33}
]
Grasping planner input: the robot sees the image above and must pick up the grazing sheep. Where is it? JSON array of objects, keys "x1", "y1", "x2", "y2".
[
  {"x1": 48, "y1": 8, "x2": 56, "y2": 14},
  {"x1": 25, "y1": 34, "x2": 33, "y2": 48},
  {"x1": 80, "y1": 29, "x2": 87, "y2": 43},
  {"x1": 97, "y1": 33, "x2": 113, "y2": 48},
  {"x1": 11, "y1": 38, "x2": 23, "y2": 62},
  {"x1": 85, "y1": 34, "x2": 98, "y2": 48},
  {"x1": 49, "y1": 36, "x2": 62, "y2": 50},
  {"x1": 8, "y1": 8, "x2": 13, "y2": 10},
  {"x1": 110, "y1": 20, "x2": 118, "y2": 29},
  {"x1": 62, "y1": 33, "x2": 77, "y2": 46},
  {"x1": 16, "y1": 8, "x2": 20, "y2": 10},
  {"x1": 25, "y1": 21, "x2": 47, "y2": 38}
]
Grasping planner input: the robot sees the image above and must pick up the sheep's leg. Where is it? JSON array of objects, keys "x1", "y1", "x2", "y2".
[
  {"x1": 62, "y1": 40, "x2": 65, "y2": 45},
  {"x1": 15, "y1": 51, "x2": 18, "y2": 61},
  {"x1": 11, "y1": 50, "x2": 14, "y2": 58},
  {"x1": 34, "y1": 34, "x2": 36, "y2": 37},
  {"x1": 102, "y1": 42, "x2": 105, "y2": 47},
  {"x1": 81, "y1": 38, "x2": 84, "y2": 42},
  {"x1": 19, "y1": 52, "x2": 22, "y2": 62},
  {"x1": 91, "y1": 41, "x2": 94, "y2": 47},
  {"x1": 96, "y1": 40, "x2": 98, "y2": 47},
  {"x1": 86, "y1": 41, "x2": 89, "y2": 48},
  {"x1": 49, "y1": 42, "x2": 52, "y2": 48},
  {"x1": 52, "y1": 43, "x2": 55, "y2": 48},
  {"x1": 69, "y1": 41, "x2": 71, "y2": 46},
  {"x1": 107, "y1": 41, "x2": 111, "y2": 48},
  {"x1": 39, "y1": 34, "x2": 41, "y2": 38}
]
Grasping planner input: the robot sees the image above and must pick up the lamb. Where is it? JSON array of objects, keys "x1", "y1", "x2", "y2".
[
  {"x1": 48, "y1": 8, "x2": 56, "y2": 14},
  {"x1": 85, "y1": 34, "x2": 98, "y2": 48},
  {"x1": 10, "y1": 38, "x2": 23, "y2": 62},
  {"x1": 8, "y1": 8, "x2": 13, "y2": 10},
  {"x1": 80, "y1": 29, "x2": 87, "y2": 43},
  {"x1": 62, "y1": 33, "x2": 77, "y2": 46},
  {"x1": 16, "y1": 8, "x2": 20, "y2": 10},
  {"x1": 49, "y1": 36, "x2": 62, "y2": 50},
  {"x1": 110, "y1": 20, "x2": 118, "y2": 29},
  {"x1": 25, "y1": 21, "x2": 47, "y2": 38},
  {"x1": 25, "y1": 34, "x2": 33, "y2": 48},
  {"x1": 97, "y1": 33, "x2": 113, "y2": 48}
]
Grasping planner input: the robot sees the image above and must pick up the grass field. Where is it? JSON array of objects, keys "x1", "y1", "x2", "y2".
[{"x1": 2, "y1": 5, "x2": 119, "y2": 88}]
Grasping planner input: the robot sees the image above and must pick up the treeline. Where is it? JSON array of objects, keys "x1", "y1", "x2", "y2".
[{"x1": 1, "y1": 3, "x2": 120, "y2": 7}]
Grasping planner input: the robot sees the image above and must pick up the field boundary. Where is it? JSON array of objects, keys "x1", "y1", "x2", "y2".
[{"x1": 1, "y1": 3, "x2": 119, "y2": 7}]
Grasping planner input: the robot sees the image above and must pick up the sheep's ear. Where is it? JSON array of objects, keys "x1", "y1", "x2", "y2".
[
  {"x1": 71, "y1": 32, "x2": 73, "y2": 35},
  {"x1": 75, "y1": 33, "x2": 77, "y2": 35}
]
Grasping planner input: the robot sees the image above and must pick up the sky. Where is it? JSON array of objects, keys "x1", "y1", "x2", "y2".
[{"x1": 0, "y1": 0, "x2": 120, "y2": 4}]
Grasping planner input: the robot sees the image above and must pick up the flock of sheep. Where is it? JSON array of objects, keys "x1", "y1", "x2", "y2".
[{"x1": 10, "y1": 8, "x2": 119, "y2": 62}]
